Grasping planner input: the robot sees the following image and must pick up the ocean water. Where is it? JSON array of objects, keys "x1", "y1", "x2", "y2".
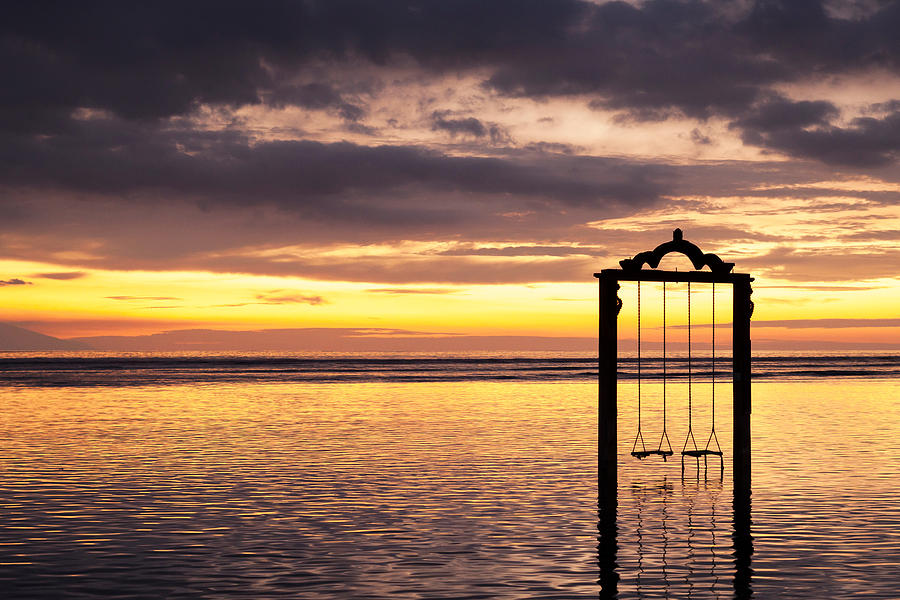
[
  {"x1": 2, "y1": 351, "x2": 900, "y2": 386},
  {"x1": 1, "y1": 353, "x2": 898, "y2": 598}
]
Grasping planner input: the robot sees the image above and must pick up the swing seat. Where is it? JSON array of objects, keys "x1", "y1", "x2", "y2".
[
  {"x1": 631, "y1": 449, "x2": 674, "y2": 460},
  {"x1": 681, "y1": 449, "x2": 723, "y2": 458}
]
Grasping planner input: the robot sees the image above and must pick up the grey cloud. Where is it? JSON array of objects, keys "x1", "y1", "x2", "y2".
[
  {"x1": 255, "y1": 292, "x2": 327, "y2": 305},
  {"x1": 431, "y1": 112, "x2": 486, "y2": 136},
  {"x1": 724, "y1": 96, "x2": 900, "y2": 168},
  {"x1": 751, "y1": 318, "x2": 900, "y2": 328},
  {"x1": 746, "y1": 246, "x2": 900, "y2": 281},
  {"x1": 0, "y1": 120, "x2": 669, "y2": 213},
  {"x1": 106, "y1": 296, "x2": 182, "y2": 301},
  {"x1": 343, "y1": 122, "x2": 379, "y2": 135},
  {"x1": 430, "y1": 111, "x2": 511, "y2": 144},
  {"x1": 0, "y1": 0, "x2": 589, "y2": 133},
  {"x1": 366, "y1": 288, "x2": 459, "y2": 294},
  {"x1": 0, "y1": 278, "x2": 31, "y2": 286},
  {"x1": 739, "y1": 104, "x2": 900, "y2": 167},
  {"x1": 523, "y1": 141, "x2": 580, "y2": 154},
  {"x1": 2, "y1": 144, "x2": 896, "y2": 285},
  {"x1": 6, "y1": 1, "x2": 900, "y2": 161},
  {"x1": 678, "y1": 318, "x2": 900, "y2": 329},
  {"x1": 32, "y1": 271, "x2": 87, "y2": 280},
  {"x1": 271, "y1": 82, "x2": 366, "y2": 121},
  {"x1": 193, "y1": 254, "x2": 600, "y2": 284},
  {"x1": 438, "y1": 245, "x2": 602, "y2": 257},
  {"x1": 842, "y1": 229, "x2": 900, "y2": 241},
  {"x1": 0, "y1": 0, "x2": 900, "y2": 176},
  {"x1": 733, "y1": 97, "x2": 839, "y2": 133},
  {"x1": 869, "y1": 99, "x2": 900, "y2": 113},
  {"x1": 690, "y1": 129, "x2": 712, "y2": 145},
  {"x1": 757, "y1": 284, "x2": 883, "y2": 291}
]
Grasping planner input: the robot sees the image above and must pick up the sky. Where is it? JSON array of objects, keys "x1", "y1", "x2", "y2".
[{"x1": 2, "y1": 0, "x2": 900, "y2": 349}]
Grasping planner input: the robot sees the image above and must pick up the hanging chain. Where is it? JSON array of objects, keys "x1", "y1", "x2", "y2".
[
  {"x1": 637, "y1": 280, "x2": 641, "y2": 431},
  {"x1": 687, "y1": 281, "x2": 692, "y2": 431},
  {"x1": 705, "y1": 281, "x2": 721, "y2": 457},
  {"x1": 711, "y1": 282, "x2": 715, "y2": 434},
  {"x1": 662, "y1": 282, "x2": 666, "y2": 426}
]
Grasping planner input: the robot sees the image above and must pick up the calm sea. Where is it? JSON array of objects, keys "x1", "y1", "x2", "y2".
[{"x1": 1, "y1": 352, "x2": 899, "y2": 598}]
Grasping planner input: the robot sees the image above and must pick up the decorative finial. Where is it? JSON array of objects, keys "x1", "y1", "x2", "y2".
[{"x1": 673, "y1": 228, "x2": 683, "y2": 241}]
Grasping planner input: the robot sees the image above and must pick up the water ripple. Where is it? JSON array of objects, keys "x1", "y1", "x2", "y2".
[{"x1": 0, "y1": 380, "x2": 897, "y2": 598}]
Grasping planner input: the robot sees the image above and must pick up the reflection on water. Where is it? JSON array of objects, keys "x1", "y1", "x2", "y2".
[
  {"x1": 1, "y1": 380, "x2": 898, "y2": 598},
  {"x1": 599, "y1": 476, "x2": 754, "y2": 599}
]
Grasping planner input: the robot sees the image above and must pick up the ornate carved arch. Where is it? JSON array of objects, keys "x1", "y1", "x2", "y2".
[{"x1": 618, "y1": 229, "x2": 734, "y2": 274}]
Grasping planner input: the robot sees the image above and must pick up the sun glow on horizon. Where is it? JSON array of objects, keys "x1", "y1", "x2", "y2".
[{"x1": 4, "y1": 251, "x2": 900, "y2": 349}]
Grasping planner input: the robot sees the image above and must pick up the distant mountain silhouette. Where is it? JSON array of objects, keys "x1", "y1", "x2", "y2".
[
  {"x1": 70, "y1": 327, "x2": 597, "y2": 352},
  {"x1": 5, "y1": 324, "x2": 896, "y2": 353},
  {"x1": 0, "y1": 323, "x2": 91, "y2": 351}
]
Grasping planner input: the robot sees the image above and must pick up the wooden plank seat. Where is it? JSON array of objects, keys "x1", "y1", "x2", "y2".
[
  {"x1": 632, "y1": 449, "x2": 674, "y2": 459},
  {"x1": 681, "y1": 449, "x2": 723, "y2": 457}
]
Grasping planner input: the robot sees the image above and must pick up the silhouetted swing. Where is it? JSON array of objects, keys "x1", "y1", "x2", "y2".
[
  {"x1": 597, "y1": 229, "x2": 754, "y2": 504},
  {"x1": 631, "y1": 281, "x2": 673, "y2": 460},
  {"x1": 681, "y1": 282, "x2": 723, "y2": 477}
]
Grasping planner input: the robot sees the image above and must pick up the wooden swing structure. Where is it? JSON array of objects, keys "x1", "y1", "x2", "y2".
[{"x1": 595, "y1": 229, "x2": 753, "y2": 498}]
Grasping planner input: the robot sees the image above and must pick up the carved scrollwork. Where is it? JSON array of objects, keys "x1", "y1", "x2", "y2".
[
  {"x1": 619, "y1": 228, "x2": 735, "y2": 274},
  {"x1": 747, "y1": 284, "x2": 754, "y2": 319}
]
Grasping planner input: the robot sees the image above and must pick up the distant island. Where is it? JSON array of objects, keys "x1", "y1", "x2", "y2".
[
  {"x1": 1, "y1": 322, "x2": 595, "y2": 352},
  {"x1": 3, "y1": 322, "x2": 900, "y2": 353},
  {"x1": 0, "y1": 322, "x2": 90, "y2": 351}
]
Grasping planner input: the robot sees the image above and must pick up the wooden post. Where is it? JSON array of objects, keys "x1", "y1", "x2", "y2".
[
  {"x1": 597, "y1": 273, "x2": 619, "y2": 509},
  {"x1": 596, "y1": 272, "x2": 619, "y2": 597},
  {"x1": 732, "y1": 486, "x2": 754, "y2": 598},
  {"x1": 732, "y1": 275, "x2": 753, "y2": 498}
]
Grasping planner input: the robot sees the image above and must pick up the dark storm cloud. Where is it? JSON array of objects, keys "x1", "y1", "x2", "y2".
[
  {"x1": 732, "y1": 94, "x2": 900, "y2": 167},
  {"x1": 5, "y1": 1, "x2": 900, "y2": 166},
  {"x1": 482, "y1": 0, "x2": 897, "y2": 131},
  {"x1": 740, "y1": 108, "x2": 900, "y2": 167},
  {"x1": 0, "y1": 0, "x2": 587, "y2": 133},
  {"x1": 733, "y1": 97, "x2": 839, "y2": 133},
  {"x1": 0, "y1": 118, "x2": 669, "y2": 214}
]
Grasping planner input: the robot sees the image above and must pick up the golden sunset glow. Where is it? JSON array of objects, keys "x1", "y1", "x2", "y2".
[{"x1": 4, "y1": 4, "x2": 900, "y2": 600}]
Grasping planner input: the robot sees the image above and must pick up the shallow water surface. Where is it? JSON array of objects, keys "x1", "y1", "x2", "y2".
[{"x1": 1, "y1": 379, "x2": 898, "y2": 598}]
